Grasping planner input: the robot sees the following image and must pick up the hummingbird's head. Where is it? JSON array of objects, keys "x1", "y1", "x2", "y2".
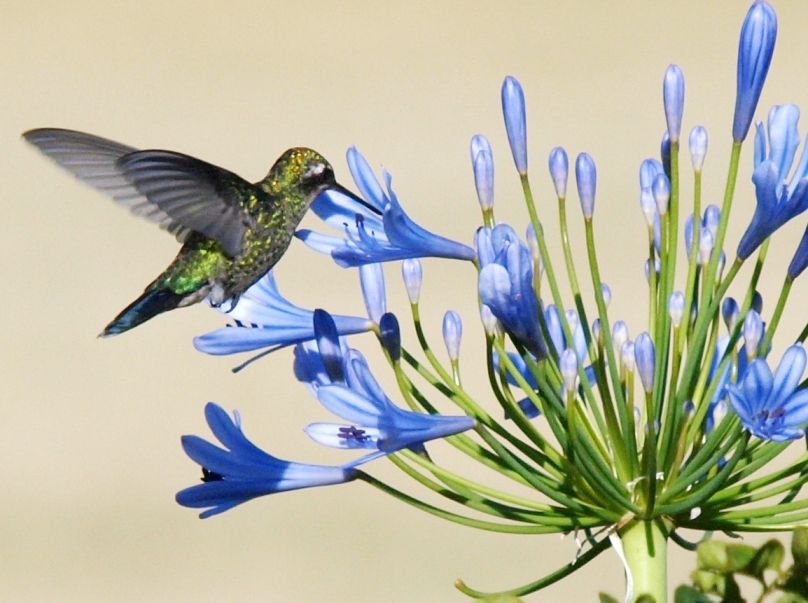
[{"x1": 267, "y1": 147, "x2": 336, "y2": 198}]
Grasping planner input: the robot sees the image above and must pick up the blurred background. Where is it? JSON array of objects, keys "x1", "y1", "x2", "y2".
[{"x1": 3, "y1": 1, "x2": 808, "y2": 600}]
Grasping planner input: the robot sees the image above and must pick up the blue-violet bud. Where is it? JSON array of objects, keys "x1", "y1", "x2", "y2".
[
  {"x1": 743, "y1": 309, "x2": 763, "y2": 359},
  {"x1": 635, "y1": 332, "x2": 656, "y2": 393},
  {"x1": 653, "y1": 173, "x2": 670, "y2": 216},
  {"x1": 379, "y1": 312, "x2": 401, "y2": 361},
  {"x1": 733, "y1": 0, "x2": 778, "y2": 142},
  {"x1": 575, "y1": 152, "x2": 597, "y2": 219},
  {"x1": 668, "y1": 291, "x2": 685, "y2": 327},
  {"x1": 560, "y1": 348, "x2": 579, "y2": 393},
  {"x1": 722, "y1": 297, "x2": 740, "y2": 331},
  {"x1": 401, "y1": 258, "x2": 423, "y2": 305},
  {"x1": 442, "y1": 311, "x2": 462, "y2": 361},
  {"x1": 470, "y1": 134, "x2": 494, "y2": 211},
  {"x1": 548, "y1": 147, "x2": 569, "y2": 199},
  {"x1": 689, "y1": 126, "x2": 708, "y2": 172},
  {"x1": 501, "y1": 76, "x2": 528, "y2": 174},
  {"x1": 663, "y1": 64, "x2": 685, "y2": 143}
]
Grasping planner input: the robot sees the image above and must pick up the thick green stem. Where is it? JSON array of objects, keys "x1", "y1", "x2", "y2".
[{"x1": 620, "y1": 520, "x2": 668, "y2": 603}]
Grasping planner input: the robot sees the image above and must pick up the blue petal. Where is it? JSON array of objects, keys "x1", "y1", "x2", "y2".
[
  {"x1": 769, "y1": 345, "x2": 806, "y2": 406},
  {"x1": 743, "y1": 359, "x2": 774, "y2": 406}
]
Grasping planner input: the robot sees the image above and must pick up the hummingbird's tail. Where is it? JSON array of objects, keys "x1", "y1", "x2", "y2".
[{"x1": 100, "y1": 287, "x2": 185, "y2": 337}]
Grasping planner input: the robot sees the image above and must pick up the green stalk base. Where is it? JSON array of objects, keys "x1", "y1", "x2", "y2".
[{"x1": 619, "y1": 520, "x2": 668, "y2": 603}]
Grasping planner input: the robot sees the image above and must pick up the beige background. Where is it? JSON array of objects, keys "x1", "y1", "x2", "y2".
[{"x1": 3, "y1": 1, "x2": 808, "y2": 601}]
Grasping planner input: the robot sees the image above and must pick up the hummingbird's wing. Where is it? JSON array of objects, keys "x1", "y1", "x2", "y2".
[
  {"x1": 116, "y1": 150, "x2": 260, "y2": 258},
  {"x1": 22, "y1": 128, "x2": 192, "y2": 241}
]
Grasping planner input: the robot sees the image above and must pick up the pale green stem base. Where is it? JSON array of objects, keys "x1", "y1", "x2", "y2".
[{"x1": 620, "y1": 521, "x2": 668, "y2": 603}]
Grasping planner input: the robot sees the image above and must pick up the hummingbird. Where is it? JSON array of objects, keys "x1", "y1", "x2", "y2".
[{"x1": 24, "y1": 128, "x2": 372, "y2": 336}]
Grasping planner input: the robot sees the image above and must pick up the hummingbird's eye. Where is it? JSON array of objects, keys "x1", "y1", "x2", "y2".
[{"x1": 303, "y1": 163, "x2": 327, "y2": 180}]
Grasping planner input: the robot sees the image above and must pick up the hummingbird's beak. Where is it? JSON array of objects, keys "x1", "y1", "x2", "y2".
[{"x1": 329, "y1": 182, "x2": 383, "y2": 216}]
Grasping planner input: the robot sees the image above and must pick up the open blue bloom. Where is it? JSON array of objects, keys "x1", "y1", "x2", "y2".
[
  {"x1": 193, "y1": 272, "x2": 371, "y2": 359},
  {"x1": 298, "y1": 147, "x2": 474, "y2": 267},
  {"x1": 733, "y1": 0, "x2": 777, "y2": 142},
  {"x1": 176, "y1": 402, "x2": 357, "y2": 518},
  {"x1": 477, "y1": 225, "x2": 545, "y2": 357},
  {"x1": 296, "y1": 311, "x2": 475, "y2": 457},
  {"x1": 737, "y1": 105, "x2": 808, "y2": 258},
  {"x1": 727, "y1": 345, "x2": 808, "y2": 441}
]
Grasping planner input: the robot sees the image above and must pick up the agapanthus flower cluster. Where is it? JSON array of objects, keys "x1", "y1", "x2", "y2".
[{"x1": 176, "y1": 2, "x2": 807, "y2": 600}]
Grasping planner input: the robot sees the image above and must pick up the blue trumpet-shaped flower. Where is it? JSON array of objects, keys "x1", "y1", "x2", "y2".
[
  {"x1": 733, "y1": 0, "x2": 777, "y2": 142},
  {"x1": 193, "y1": 272, "x2": 372, "y2": 359},
  {"x1": 476, "y1": 225, "x2": 545, "y2": 357},
  {"x1": 737, "y1": 105, "x2": 808, "y2": 258},
  {"x1": 296, "y1": 311, "x2": 475, "y2": 457},
  {"x1": 297, "y1": 147, "x2": 475, "y2": 267},
  {"x1": 176, "y1": 402, "x2": 357, "y2": 518},
  {"x1": 727, "y1": 345, "x2": 808, "y2": 441}
]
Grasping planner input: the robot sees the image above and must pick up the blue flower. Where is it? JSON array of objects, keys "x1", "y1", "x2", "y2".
[
  {"x1": 193, "y1": 272, "x2": 372, "y2": 360},
  {"x1": 297, "y1": 147, "x2": 475, "y2": 267},
  {"x1": 476, "y1": 225, "x2": 545, "y2": 357},
  {"x1": 733, "y1": 0, "x2": 777, "y2": 142},
  {"x1": 296, "y1": 311, "x2": 475, "y2": 456},
  {"x1": 727, "y1": 345, "x2": 808, "y2": 441},
  {"x1": 176, "y1": 402, "x2": 357, "y2": 518},
  {"x1": 738, "y1": 105, "x2": 808, "y2": 258}
]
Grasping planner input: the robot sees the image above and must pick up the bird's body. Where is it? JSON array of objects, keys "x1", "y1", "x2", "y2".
[{"x1": 24, "y1": 129, "x2": 360, "y2": 336}]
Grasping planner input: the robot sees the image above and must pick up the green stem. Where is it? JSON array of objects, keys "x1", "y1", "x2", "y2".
[{"x1": 620, "y1": 520, "x2": 668, "y2": 603}]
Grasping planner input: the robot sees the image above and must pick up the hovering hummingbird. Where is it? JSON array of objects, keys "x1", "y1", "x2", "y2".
[{"x1": 24, "y1": 128, "x2": 371, "y2": 336}]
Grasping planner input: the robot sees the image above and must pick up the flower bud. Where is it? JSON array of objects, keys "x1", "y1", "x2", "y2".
[
  {"x1": 621, "y1": 340, "x2": 636, "y2": 372},
  {"x1": 592, "y1": 318, "x2": 602, "y2": 345},
  {"x1": 733, "y1": 1, "x2": 777, "y2": 142},
  {"x1": 442, "y1": 310, "x2": 462, "y2": 361},
  {"x1": 470, "y1": 134, "x2": 494, "y2": 211},
  {"x1": 663, "y1": 64, "x2": 685, "y2": 143},
  {"x1": 559, "y1": 348, "x2": 579, "y2": 393},
  {"x1": 601, "y1": 283, "x2": 612, "y2": 307},
  {"x1": 501, "y1": 76, "x2": 528, "y2": 174},
  {"x1": 743, "y1": 309, "x2": 763, "y2": 358},
  {"x1": 668, "y1": 291, "x2": 685, "y2": 327},
  {"x1": 751, "y1": 290, "x2": 763, "y2": 314},
  {"x1": 698, "y1": 228, "x2": 715, "y2": 266},
  {"x1": 653, "y1": 173, "x2": 670, "y2": 216},
  {"x1": 660, "y1": 132, "x2": 671, "y2": 179},
  {"x1": 722, "y1": 297, "x2": 739, "y2": 331},
  {"x1": 640, "y1": 188, "x2": 656, "y2": 227},
  {"x1": 689, "y1": 126, "x2": 708, "y2": 172},
  {"x1": 379, "y1": 312, "x2": 401, "y2": 361},
  {"x1": 612, "y1": 321, "x2": 629, "y2": 356},
  {"x1": 401, "y1": 258, "x2": 423, "y2": 304},
  {"x1": 635, "y1": 332, "x2": 656, "y2": 393},
  {"x1": 480, "y1": 304, "x2": 501, "y2": 338},
  {"x1": 575, "y1": 153, "x2": 597, "y2": 219},
  {"x1": 548, "y1": 147, "x2": 569, "y2": 198}
]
